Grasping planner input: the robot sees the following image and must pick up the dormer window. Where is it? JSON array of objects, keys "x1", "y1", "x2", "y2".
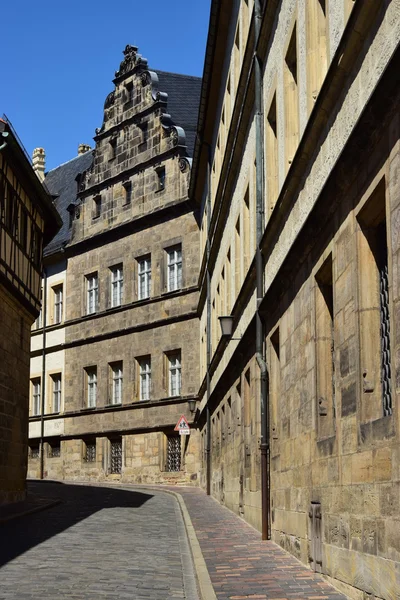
[{"x1": 156, "y1": 166, "x2": 166, "y2": 191}]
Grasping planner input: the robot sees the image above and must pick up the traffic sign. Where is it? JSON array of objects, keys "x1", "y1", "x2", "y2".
[{"x1": 174, "y1": 414, "x2": 190, "y2": 435}]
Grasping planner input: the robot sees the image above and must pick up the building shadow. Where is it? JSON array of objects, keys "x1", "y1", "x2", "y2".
[{"x1": 0, "y1": 480, "x2": 153, "y2": 567}]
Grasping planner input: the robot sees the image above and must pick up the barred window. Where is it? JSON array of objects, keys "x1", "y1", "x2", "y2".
[
  {"x1": 110, "y1": 438, "x2": 122, "y2": 474},
  {"x1": 84, "y1": 441, "x2": 96, "y2": 462},
  {"x1": 138, "y1": 256, "x2": 151, "y2": 300},
  {"x1": 48, "y1": 440, "x2": 61, "y2": 458},
  {"x1": 167, "y1": 246, "x2": 182, "y2": 292},
  {"x1": 30, "y1": 445, "x2": 39, "y2": 459},
  {"x1": 166, "y1": 435, "x2": 181, "y2": 472}
]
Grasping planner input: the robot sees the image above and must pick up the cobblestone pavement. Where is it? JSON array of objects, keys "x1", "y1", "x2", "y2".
[
  {"x1": 0, "y1": 481, "x2": 198, "y2": 600},
  {"x1": 171, "y1": 487, "x2": 347, "y2": 600}
]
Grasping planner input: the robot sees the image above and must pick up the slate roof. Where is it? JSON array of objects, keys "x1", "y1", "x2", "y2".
[
  {"x1": 155, "y1": 70, "x2": 201, "y2": 157},
  {"x1": 44, "y1": 150, "x2": 94, "y2": 256}
]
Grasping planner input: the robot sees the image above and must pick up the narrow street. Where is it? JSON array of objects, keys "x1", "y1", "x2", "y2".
[{"x1": 0, "y1": 482, "x2": 198, "y2": 600}]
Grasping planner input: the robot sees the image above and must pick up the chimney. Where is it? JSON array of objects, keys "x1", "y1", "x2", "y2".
[
  {"x1": 78, "y1": 144, "x2": 92, "y2": 155},
  {"x1": 32, "y1": 147, "x2": 46, "y2": 182}
]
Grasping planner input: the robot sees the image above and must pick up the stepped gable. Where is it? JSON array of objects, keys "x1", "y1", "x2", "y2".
[{"x1": 44, "y1": 150, "x2": 94, "y2": 256}]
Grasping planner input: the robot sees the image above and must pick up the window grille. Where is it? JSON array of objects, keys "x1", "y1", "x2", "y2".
[
  {"x1": 84, "y1": 442, "x2": 96, "y2": 462},
  {"x1": 169, "y1": 353, "x2": 181, "y2": 396},
  {"x1": 87, "y1": 369, "x2": 97, "y2": 408},
  {"x1": 53, "y1": 285, "x2": 63, "y2": 324},
  {"x1": 87, "y1": 274, "x2": 98, "y2": 314},
  {"x1": 110, "y1": 439, "x2": 122, "y2": 474},
  {"x1": 111, "y1": 266, "x2": 123, "y2": 307},
  {"x1": 52, "y1": 375, "x2": 61, "y2": 413},
  {"x1": 30, "y1": 445, "x2": 39, "y2": 459},
  {"x1": 49, "y1": 442, "x2": 61, "y2": 458},
  {"x1": 138, "y1": 257, "x2": 151, "y2": 300},
  {"x1": 379, "y1": 223, "x2": 392, "y2": 416},
  {"x1": 167, "y1": 246, "x2": 182, "y2": 292},
  {"x1": 32, "y1": 380, "x2": 41, "y2": 416},
  {"x1": 139, "y1": 358, "x2": 151, "y2": 401},
  {"x1": 166, "y1": 436, "x2": 181, "y2": 472}
]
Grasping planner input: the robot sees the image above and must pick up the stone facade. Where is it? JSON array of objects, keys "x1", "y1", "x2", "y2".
[
  {"x1": 191, "y1": 1, "x2": 400, "y2": 599},
  {"x1": 28, "y1": 47, "x2": 202, "y2": 486},
  {"x1": 0, "y1": 118, "x2": 61, "y2": 503}
]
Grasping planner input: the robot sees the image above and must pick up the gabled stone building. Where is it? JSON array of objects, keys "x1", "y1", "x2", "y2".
[
  {"x1": 190, "y1": 1, "x2": 400, "y2": 599},
  {"x1": 0, "y1": 117, "x2": 61, "y2": 503},
  {"x1": 28, "y1": 46, "x2": 202, "y2": 485}
]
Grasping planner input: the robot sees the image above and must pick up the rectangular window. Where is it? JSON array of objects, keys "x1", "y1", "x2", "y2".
[
  {"x1": 306, "y1": 0, "x2": 328, "y2": 113},
  {"x1": 156, "y1": 166, "x2": 166, "y2": 191},
  {"x1": 84, "y1": 440, "x2": 96, "y2": 462},
  {"x1": 138, "y1": 256, "x2": 151, "y2": 300},
  {"x1": 109, "y1": 138, "x2": 117, "y2": 161},
  {"x1": 51, "y1": 374, "x2": 62, "y2": 413},
  {"x1": 35, "y1": 308, "x2": 43, "y2": 330},
  {"x1": 266, "y1": 93, "x2": 278, "y2": 216},
  {"x1": 357, "y1": 180, "x2": 392, "y2": 421},
  {"x1": 110, "y1": 265, "x2": 123, "y2": 307},
  {"x1": 110, "y1": 362, "x2": 123, "y2": 405},
  {"x1": 86, "y1": 273, "x2": 98, "y2": 315},
  {"x1": 110, "y1": 438, "x2": 122, "y2": 474},
  {"x1": 19, "y1": 207, "x2": 28, "y2": 251},
  {"x1": 167, "y1": 245, "x2": 182, "y2": 292},
  {"x1": 30, "y1": 444, "x2": 40, "y2": 459},
  {"x1": 315, "y1": 255, "x2": 335, "y2": 439},
  {"x1": 32, "y1": 378, "x2": 41, "y2": 416},
  {"x1": 48, "y1": 439, "x2": 61, "y2": 458},
  {"x1": 125, "y1": 81, "x2": 134, "y2": 103},
  {"x1": 123, "y1": 181, "x2": 132, "y2": 205},
  {"x1": 270, "y1": 328, "x2": 280, "y2": 443},
  {"x1": 168, "y1": 352, "x2": 182, "y2": 397},
  {"x1": 86, "y1": 367, "x2": 97, "y2": 408},
  {"x1": 93, "y1": 195, "x2": 101, "y2": 219},
  {"x1": 166, "y1": 435, "x2": 181, "y2": 472},
  {"x1": 139, "y1": 357, "x2": 151, "y2": 401},
  {"x1": 53, "y1": 284, "x2": 63, "y2": 324}
]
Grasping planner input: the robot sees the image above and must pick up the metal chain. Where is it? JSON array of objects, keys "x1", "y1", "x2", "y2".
[{"x1": 380, "y1": 261, "x2": 392, "y2": 416}]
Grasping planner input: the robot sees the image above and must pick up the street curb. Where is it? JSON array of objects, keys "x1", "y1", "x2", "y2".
[
  {"x1": 0, "y1": 498, "x2": 61, "y2": 524},
  {"x1": 147, "y1": 487, "x2": 217, "y2": 600}
]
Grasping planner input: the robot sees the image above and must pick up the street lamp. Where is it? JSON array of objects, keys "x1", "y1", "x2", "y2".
[
  {"x1": 188, "y1": 398, "x2": 197, "y2": 414},
  {"x1": 218, "y1": 316, "x2": 242, "y2": 341}
]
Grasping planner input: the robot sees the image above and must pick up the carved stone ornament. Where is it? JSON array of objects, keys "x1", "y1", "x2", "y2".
[
  {"x1": 141, "y1": 72, "x2": 150, "y2": 87},
  {"x1": 115, "y1": 45, "x2": 139, "y2": 78},
  {"x1": 75, "y1": 206, "x2": 81, "y2": 219},
  {"x1": 179, "y1": 158, "x2": 190, "y2": 173},
  {"x1": 171, "y1": 129, "x2": 179, "y2": 147},
  {"x1": 104, "y1": 91, "x2": 115, "y2": 109}
]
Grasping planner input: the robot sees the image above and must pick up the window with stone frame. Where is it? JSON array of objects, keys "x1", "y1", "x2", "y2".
[
  {"x1": 166, "y1": 245, "x2": 182, "y2": 292},
  {"x1": 138, "y1": 356, "x2": 151, "y2": 401},
  {"x1": 167, "y1": 351, "x2": 182, "y2": 397},
  {"x1": 83, "y1": 439, "x2": 96, "y2": 463},
  {"x1": 110, "y1": 437, "x2": 122, "y2": 474},
  {"x1": 52, "y1": 284, "x2": 63, "y2": 324},
  {"x1": 31, "y1": 378, "x2": 41, "y2": 416},
  {"x1": 51, "y1": 373, "x2": 62, "y2": 414},
  {"x1": 110, "y1": 264, "x2": 123, "y2": 307},
  {"x1": 85, "y1": 366, "x2": 97, "y2": 408},
  {"x1": 165, "y1": 434, "x2": 181, "y2": 472},
  {"x1": 30, "y1": 443, "x2": 40, "y2": 460},
  {"x1": 110, "y1": 362, "x2": 123, "y2": 405},
  {"x1": 48, "y1": 439, "x2": 61, "y2": 458},
  {"x1": 123, "y1": 181, "x2": 132, "y2": 205},
  {"x1": 138, "y1": 256, "x2": 151, "y2": 300},
  {"x1": 93, "y1": 195, "x2": 101, "y2": 219},
  {"x1": 86, "y1": 273, "x2": 99, "y2": 315},
  {"x1": 156, "y1": 166, "x2": 166, "y2": 191}
]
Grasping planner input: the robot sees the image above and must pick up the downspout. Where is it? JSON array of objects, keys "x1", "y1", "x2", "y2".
[
  {"x1": 39, "y1": 268, "x2": 47, "y2": 480},
  {"x1": 254, "y1": 0, "x2": 270, "y2": 541},
  {"x1": 205, "y1": 143, "x2": 212, "y2": 496}
]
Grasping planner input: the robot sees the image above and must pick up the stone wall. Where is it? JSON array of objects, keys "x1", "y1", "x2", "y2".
[{"x1": 0, "y1": 285, "x2": 32, "y2": 503}]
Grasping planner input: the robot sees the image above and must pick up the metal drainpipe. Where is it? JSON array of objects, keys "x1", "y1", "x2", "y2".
[
  {"x1": 205, "y1": 143, "x2": 212, "y2": 496},
  {"x1": 254, "y1": 0, "x2": 270, "y2": 541},
  {"x1": 39, "y1": 268, "x2": 47, "y2": 480}
]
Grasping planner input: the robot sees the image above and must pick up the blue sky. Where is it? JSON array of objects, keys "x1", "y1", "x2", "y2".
[{"x1": 1, "y1": 1, "x2": 210, "y2": 171}]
